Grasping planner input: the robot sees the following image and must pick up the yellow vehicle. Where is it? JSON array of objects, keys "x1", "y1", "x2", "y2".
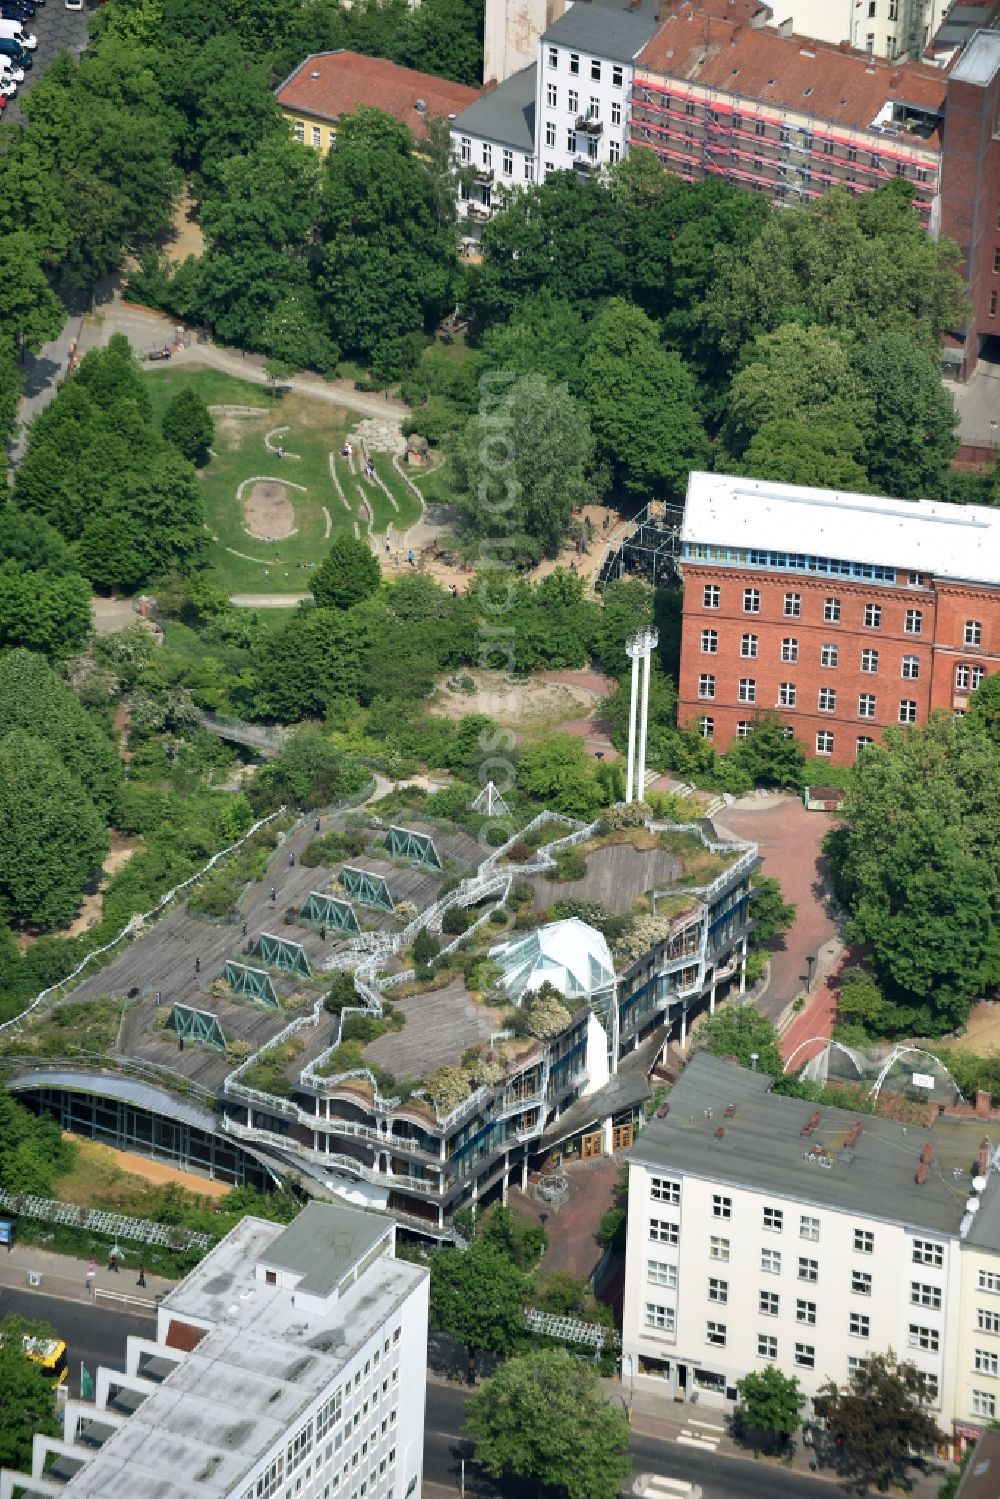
[{"x1": 23, "y1": 1336, "x2": 69, "y2": 1387}]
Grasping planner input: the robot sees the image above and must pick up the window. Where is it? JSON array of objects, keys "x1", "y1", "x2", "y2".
[
  {"x1": 759, "y1": 1291, "x2": 779, "y2": 1316},
  {"x1": 983, "y1": 1270, "x2": 1000, "y2": 1293},
  {"x1": 546, "y1": 83, "x2": 557, "y2": 107},
  {"x1": 548, "y1": 45, "x2": 558, "y2": 67},
  {"x1": 609, "y1": 140, "x2": 621, "y2": 164},
  {"x1": 856, "y1": 736, "x2": 874, "y2": 755},
  {"x1": 796, "y1": 1299, "x2": 816, "y2": 1326},
  {"x1": 781, "y1": 638, "x2": 799, "y2": 663},
  {"x1": 698, "y1": 674, "x2": 716, "y2": 700},
  {"x1": 591, "y1": 58, "x2": 601, "y2": 80},
  {"x1": 853, "y1": 1229, "x2": 874, "y2": 1254},
  {"x1": 980, "y1": 1309, "x2": 1000, "y2": 1333},
  {"x1": 569, "y1": 52, "x2": 579, "y2": 74},
  {"x1": 972, "y1": 666, "x2": 986, "y2": 690},
  {"x1": 524, "y1": 159, "x2": 534, "y2": 180},
  {"x1": 761, "y1": 1248, "x2": 782, "y2": 1274},
  {"x1": 966, "y1": 620, "x2": 983, "y2": 648},
  {"x1": 645, "y1": 1302, "x2": 675, "y2": 1332},
  {"x1": 712, "y1": 1194, "x2": 732, "y2": 1219},
  {"x1": 821, "y1": 643, "x2": 839, "y2": 668},
  {"x1": 736, "y1": 721, "x2": 752, "y2": 739},
  {"x1": 852, "y1": 1270, "x2": 872, "y2": 1295},
  {"x1": 899, "y1": 700, "x2": 917, "y2": 724},
  {"x1": 311, "y1": 126, "x2": 322, "y2": 147},
  {"x1": 706, "y1": 1320, "x2": 727, "y2": 1347},
  {"x1": 908, "y1": 1324, "x2": 940, "y2": 1352},
  {"x1": 905, "y1": 608, "x2": 923, "y2": 635},
  {"x1": 993, "y1": 290, "x2": 999, "y2": 318},
  {"x1": 861, "y1": 649, "x2": 879, "y2": 674},
  {"x1": 502, "y1": 149, "x2": 513, "y2": 176},
  {"x1": 858, "y1": 694, "x2": 877, "y2": 719},
  {"x1": 698, "y1": 716, "x2": 714, "y2": 740},
  {"x1": 818, "y1": 688, "x2": 836, "y2": 713},
  {"x1": 708, "y1": 1277, "x2": 728, "y2": 1304},
  {"x1": 754, "y1": 119, "x2": 766, "y2": 137},
  {"x1": 545, "y1": 122, "x2": 556, "y2": 148},
  {"x1": 822, "y1": 138, "x2": 834, "y2": 156},
  {"x1": 709, "y1": 1236, "x2": 730, "y2": 1261},
  {"x1": 864, "y1": 604, "x2": 882, "y2": 629},
  {"x1": 995, "y1": 246, "x2": 1000, "y2": 274},
  {"x1": 956, "y1": 664, "x2": 971, "y2": 691},
  {"x1": 915, "y1": 1240, "x2": 944, "y2": 1268},
  {"x1": 912, "y1": 1283, "x2": 942, "y2": 1309},
  {"x1": 744, "y1": 588, "x2": 761, "y2": 613},
  {"x1": 973, "y1": 1390, "x2": 997, "y2": 1419},
  {"x1": 795, "y1": 1344, "x2": 815, "y2": 1369},
  {"x1": 850, "y1": 1312, "x2": 871, "y2": 1339},
  {"x1": 741, "y1": 633, "x2": 759, "y2": 658},
  {"x1": 612, "y1": 64, "x2": 623, "y2": 88},
  {"x1": 651, "y1": 1177, "x2": 681, "y2": 1204},
  {"x1": 798, "y1": 1258, "x2": 818, "y2": 1283},
  {"x1": 758, "y1": 1334, "x2": 778, "y2": 1359},
  {"x1": 739, "y1": 679, "x2": 757, "y2": 704},
  {"x1": 784, "y1": 592, "x2": 802, "y2": 618},
  {"x1": 611, "y1": 100, "x2": 622, "y2": 127},
  {"x1": 800, "y1": 1215, "x2": 820, "y2": 1242},
  {"x1": 848, "y1": 144, "x2": 858, "y2": 162},
  {"x1": 647, "y1": 1260, "x2": 677, "y2": 1288},
  {"x1": 824, "y1": 597, "x2": 841, "y2": 623},
  {"x1": 703, "y1": 584, "x2": 720, "y2": 609},
  {"x1": 588, "y1": 97, "x2": 599, "y2": 121},
  {"x1": 778, "y1": 682, "x2": 796, "y2": 707},
  {"x1": 567, "y1": 90, "x2": 579, "y2": 113},
  {"x1": 902, "y1": 655, "x2": 920, "y2": 679},
  {"x1": 567, "y1": 130, "x2": 577, "y2": 153},
  {"x1": 649, "y1": 1219, "x2": 679, "y2": 1245},
  {"x1": 685, "y1": 100, "x2": 696, "y2": 117},
  {"x1": 701, "y1": 629, "x2": 718, "y2": 654},
  {"x1": 732, "y1": 112, "x2": 742, "y2": 130},
  {"x1": 975, "y1": 1349, "x2": 999, "y2": 1376},
  {"x1": 762, "y1": 1207, "x2": 783, "y2": 1233}
]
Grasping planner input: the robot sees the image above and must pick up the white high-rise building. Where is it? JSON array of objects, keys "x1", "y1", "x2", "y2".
[{"x1": 0, "y1": 1203, "x2": 428, "y2": 1499}]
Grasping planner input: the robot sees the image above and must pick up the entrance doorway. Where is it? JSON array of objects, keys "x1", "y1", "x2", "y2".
[
  {"x1": 612, "y1": 1123, "x2": 633, "y2": 1151},
  {"x1": 581, "y1": 1131, "x2": 603, "y2": 1159}
]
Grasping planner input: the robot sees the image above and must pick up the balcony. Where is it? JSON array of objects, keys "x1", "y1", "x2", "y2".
[
  {"x1": 573, "y1": 153, "x2": 597, "y2": 173},
  {"x1": 473, "y1": 166, "x2": 494, "y2": 185},
  {"x1": 576, "y1": 115, "x2": 603, "y2": 135},
  {"x1": 466, "y1": 202, "x2": 492, "y2": 223}
]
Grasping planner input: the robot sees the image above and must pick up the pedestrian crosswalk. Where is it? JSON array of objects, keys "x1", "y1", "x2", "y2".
[
  {"x1": 640, "y1": 1474, "x2": 702, "y2": 1498},
  {"x1": 675, "y1": 1416, "x2": 724, "y2": 1452}
]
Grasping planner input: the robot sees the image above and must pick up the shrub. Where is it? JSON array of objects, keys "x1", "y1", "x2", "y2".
[
  {"x1": 323, "y1": 972, "x2": 358, "y2": 1013},
  {"x1": 488, "y1": 906, "x2": 508, "y2": 925},
  {"x1": 412, "y1": 928, "x2": 440, "y2": 967},
  {"x1": 545, "y1": 848, "x2": 587, "y2": 883},
  {"x1": 442, "y1": 904, "x2": 471, "y2": 937},
  {"x1": 506, "y1": 841, "x2": 532, "y2": 864},
  {"x1": 341, "y1": 1012, "x2": 383, "y2": 1043},
  {"x1": 508, "y1": 881, "x2": 534, "y2": 910},
  {"x1": 424, "y1": 1065, "x2": 472, "y2": 1112}
]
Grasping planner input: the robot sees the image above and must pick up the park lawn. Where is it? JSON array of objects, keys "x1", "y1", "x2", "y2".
[{"x1": 143, "y1": 367, "x2": 366, "y2": 595}]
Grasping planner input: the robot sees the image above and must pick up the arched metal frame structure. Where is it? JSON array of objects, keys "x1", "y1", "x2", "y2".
[
  {"x1": 340, "y1": 866, "x2": 394, "y2": 912},
  {"x1": 299, "y1": 891, "x2": 360, "y2": 935},
  {"x1": 223, "y1": 961, "x2": 279, "y2": 1008},
  {"x1": 252, "y1": 932, "x2": 311, "y2": 979},
  {"x1": 386, "y1": 826, "x2": 442, "y2": 869}
]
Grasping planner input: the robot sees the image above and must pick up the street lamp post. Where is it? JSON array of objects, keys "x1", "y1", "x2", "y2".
[{"x1": 624, "y1": 629, "x2": 658, "y2": 803}]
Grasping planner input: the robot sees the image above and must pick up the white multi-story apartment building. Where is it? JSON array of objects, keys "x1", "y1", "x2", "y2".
[
  {"x1": 768, "y1": 0, "x2": 951, "y2": 59},
  {"x1": 453, "y1": 64, "x2": 537, "y2": 234},
  {"x1": 0, "y1": 1203, "x2": 428, "y2": 1499},
  {"x1": 623, "y1": 1052, "x2": 1000, "y2": 1453},
  {"x1": 534, "y1": 5, "x2": 656, "y2": 181}
]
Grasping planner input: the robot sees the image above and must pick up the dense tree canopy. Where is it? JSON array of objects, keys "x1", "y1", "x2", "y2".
[
  {"x1": 0, "y1": 1315, "x2": 63, "y2": 1471},
  {"x1": 0, "y1": 650, "x2": 120, "y2": 814},
  {"x1": 814, "y1": 1352, "x2": 942, "y2": 1495},
  {"x1": 311, "y1": 535, "x2": 382, "y2": 611}
]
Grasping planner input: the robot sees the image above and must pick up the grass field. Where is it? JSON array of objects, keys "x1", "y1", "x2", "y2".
[{"x1": 143, "y1": 365, "x2": 420, "y2": 595}]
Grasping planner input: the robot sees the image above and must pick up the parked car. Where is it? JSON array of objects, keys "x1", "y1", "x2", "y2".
[
  {"x1": 65, "y1": 0, "x2": 82, "y2": 9},
  {"x1": 0, "y1": 18, "x2": 35, "y2": 45},
  {"x1": 0, "y1": 73, "x2": 16, "y2": 95},
  {"x1": 0, "y1": 37, "x2": 31, "y2": 65},
  {"x1": 145, "y1": 346, "x2": 172, "y2": 362},
  {"x1": 0, "y1": 57, "x2": 24, "y2": 80},
  {"x1": 0, "y1": 4, "x2": 36, "y2": 19}
]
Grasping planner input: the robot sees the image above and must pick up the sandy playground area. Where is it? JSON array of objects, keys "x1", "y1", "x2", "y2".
[
  {"x1": 243, "y1": 479, "x2": 298, "y2": 540},
  {"x1": 427, "y1": 669, "x2": 598, "y2": 736},
  {"x1": 934, "y1": 1002, "x2": 1000, "y2": 1054}
]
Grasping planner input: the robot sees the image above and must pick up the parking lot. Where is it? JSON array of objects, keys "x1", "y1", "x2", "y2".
[{"x1": 2, "y1": 0, "x2": 92, "y2": 126}]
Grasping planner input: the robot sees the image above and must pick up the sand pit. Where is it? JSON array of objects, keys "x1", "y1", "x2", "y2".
[{"x1": 238, "y1": 475, "x2": 303, "y2": 540}]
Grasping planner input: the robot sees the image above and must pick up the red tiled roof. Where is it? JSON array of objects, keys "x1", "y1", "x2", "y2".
[
  {"x1": 274, "y1": 50, "x2": 484, "y2": 138},
  {"x1": 637, "y1": 13, "x2": 948, "y2": 137}
]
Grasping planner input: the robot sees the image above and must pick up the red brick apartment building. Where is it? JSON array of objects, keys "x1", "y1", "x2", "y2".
[
  {"x1": 631, "y1": 12, "x2": 1000, "y2": 376},
  {"x1": 677, "y1": 473, "x2": 1000, "y2": 765}
]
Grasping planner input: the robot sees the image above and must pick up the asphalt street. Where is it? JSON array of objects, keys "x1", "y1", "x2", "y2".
[{"x1": 0, "y1": 1285, "x2": 837, "y2": 1499}]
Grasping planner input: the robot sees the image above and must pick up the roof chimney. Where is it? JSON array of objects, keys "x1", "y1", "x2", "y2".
[
  {"x1": 731, "y1": 24, "x2": 741, "y2": 43},
  {"x1": 801, "y1": 1111, "x2": 821, "y2": 1137},
  {"x1": 920, "y1": 1141, "x2": 934, "y2": 1165},
  {"x1": 845, "y1": 1122, "x2": 864, "y2": 1149},
  {"x1": 977, "y1": 1090, "x2": 991, "y2": 1118},
  {"x1": 915, "y1": 1162, "x2": 927, "y2": 1186},
  {"x1": 724, "y1": 1103, "x2": 736, "y2": 1118},
  {"x1": 715, "y1": 1125, "x2": 725, "y2": 1139},
  {"x1": 980, "y1": 1137, "x2": 991, "y2": 1177}
]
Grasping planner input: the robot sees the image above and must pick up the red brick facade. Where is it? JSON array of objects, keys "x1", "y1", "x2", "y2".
[
  {"x1": 678, "y1": 565, "x2": 1000, "y2": 765},
  {"x1": 939, "y1": 61, "x2": 1000, "y2": 379}
]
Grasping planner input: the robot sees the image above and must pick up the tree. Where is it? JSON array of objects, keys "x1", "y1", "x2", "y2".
[
  {"x1": 724, "y1": 713, "x2": 806, "y2": 790},
  {"x1": 0, "y1": 232, "x2": 65, "y2": 355},
  {"x1": 76, "y1": 450, "x2": 208, "y2": 589},
  {"x1": 162, "y1": 385, "x2": 215, "y2": 466},
  {"x1": 0, "y1": 1086, "x2": 74, "y2": 1195},
  {"x1": 697, "y1": 1005, "x2": 784, "y2": 1077},
  {"x1": 478, "y1": 293, "x2": 588, "y2": 394},
  {"x1": 581, "y1": 299, "x2": 706, "y2": 499},
  {"x1": 455, "y1": 373, "x2": 597, "y2": 560},
  {"x1": 0, "y1": 1314, "x2": 62, "y2": 1470},
  {"x1": 0, "y1": 650, "x2": 120, "y2": 815},
  {"x1": 814, "y1": 1351, "x2": 943, "y2": 1495},
  {"x1": 429, "y1": 1239, "x2": 528, "y2": 1358},
  {"x1": 835, "y1": 967, "x2": 888, "y2": 1032},
  {"x1": 0, "y1": 731, "x2": 107, "y2": 930},
  {"x1": 255, "y1": 603, "x2": 383, "y2": 720},
  {"x1": 825, "y1": 715, "x2": 1000, "y2": 1032},
  {"x1": 749, "y1": 873, "x2": 796, "y2": 946},
  {"x1": 465, "y1": 1349, "x2": 631, "y2": 1499},
  {"x1": 0, "y1": 561, "x2": 91, "y2": 658},
  {"x1": 318, "y1": 108, "x2": 457, "y2": 377},
  {"x1": 732, "y1": 419, "x2": 871, "y2": 492},
  {"x1": 969, "y1": 670, "x2": 1000, "y2": 744},
  {"x1": 479, "y1": 1203, "x2": 546, "y2": 1269},
  {"x1": 735, "y1": 1365, "x2": 805, "y2": 1449},
  {"x1": 517, "y1": 733, "x2": 603, "y2": 820},
  {"x1": 721, "y1": 324, "x2": 864, "y2": 462},
  {"x1": 853, "y1": 333, "x2": 959, "y2": 499},
  {"x1": 311, "y1": 535, "x2": 381, "y2": 611}
]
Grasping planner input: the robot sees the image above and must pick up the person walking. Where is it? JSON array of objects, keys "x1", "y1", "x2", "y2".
[{"x1": 137, "y1": 1265, "x2": 146, "y2": 1289}]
